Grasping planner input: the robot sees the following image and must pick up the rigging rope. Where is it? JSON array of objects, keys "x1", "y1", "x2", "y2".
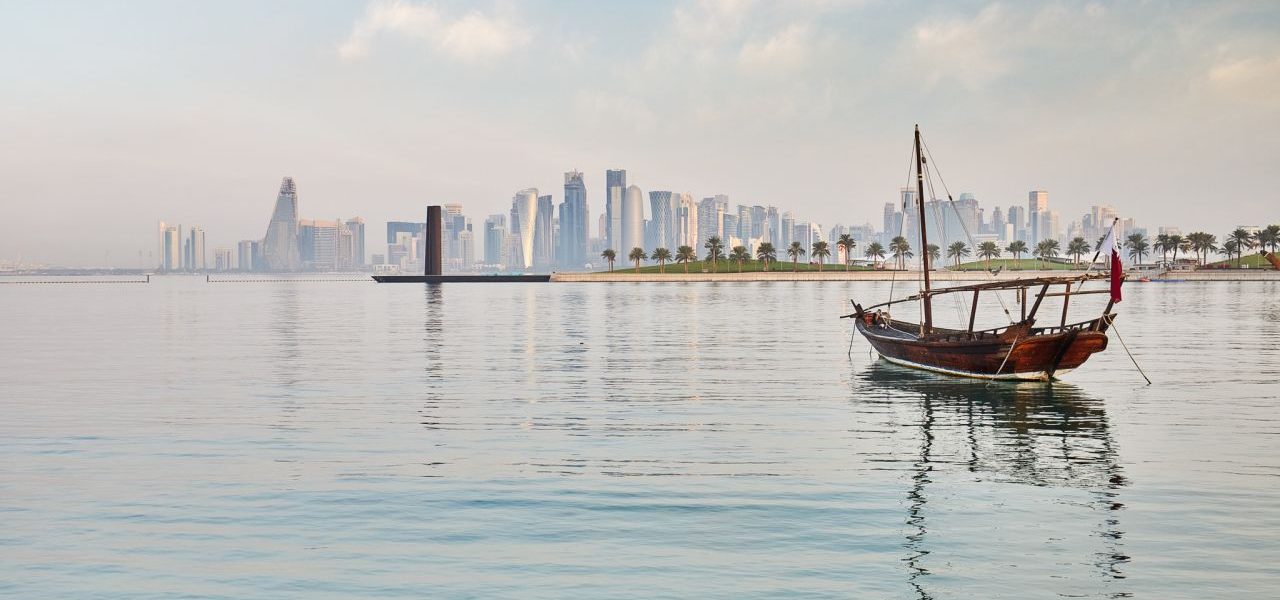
[{"x1": 919, "y1": 133, "x2": 1018, "y2": 326}]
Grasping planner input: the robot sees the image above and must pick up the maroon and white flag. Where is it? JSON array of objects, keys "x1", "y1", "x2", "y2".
[{"x1": 1096, "y1": 223, "x2": 1123, "y2": 303}]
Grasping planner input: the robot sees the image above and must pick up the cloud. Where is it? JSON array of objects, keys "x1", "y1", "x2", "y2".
[
  {"x1": 738, "y1": 24, "x2": 813, "y2": 72},
  {"x1": 907, "y1": 4, "x2": 1012, "y2": 91},
  {"x1": 338, "y1": 0, "x2": 530, "y2": 64},
  {"x1": 1207, "y1": 55, "x2": 1280, "y2": 105}
]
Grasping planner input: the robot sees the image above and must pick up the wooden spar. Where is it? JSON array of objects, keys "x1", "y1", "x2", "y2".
[
  {"x1": 1060, "y1": 282, "x2": 1072, "y2": 327},
  {"x1": 1027, "y1": 284, "x2": 1051, "y2": 320},
  {"x1": 915, "y1": 125, "x2": 933, "y2": 333},
  {"x1": 968, "y1": 289, "x2": 979, "y2": 332}
]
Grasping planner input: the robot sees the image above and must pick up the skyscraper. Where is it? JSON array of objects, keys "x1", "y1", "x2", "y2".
[
  {"x1": 187, "y1": 226, "x2": 206, "y2": 271},
  {"x1": 163, "y1": 225, "x2": 180, "y2": 271},
  {"x1": 765, "y1": 206, "x2": 780, "y2": 244},
  {"x1": 621, "y1": 185, "x2": 644, "y2": 254},
  {"x1": 1028, "y1": 190, "x2": 1049, "y2": 245},
  {"x1": 648, "y1": 191, "x2": 677, "y2": 251},
  {"x1": 605, "y1": 170, "x2": 626, "y2": 254},
  {"x1": 534, "y1": 194, "x2": 555, "y2": 269},
  {"x1": 697, "y1": 195, "x2": 728, "y2": 246},
  {"x1": 781, "y1": 211, "x2": 795, "y2": 249},
  {"x1": 677, "y1": 193, "x2": 698, "y2": 249},
  {"x1": 262, "y1": 177, "x2": 301, "y2": 271},
  {"x1": 345, "y1": 217, "x2": 366, "y2": 267},
  {"x1": 237, "y1": 240, "x2": 255, "y2": 271},
  {"x1": 736, "y1": 205, "x2": 752, "y2": 243},
  {"x1": 483, "y1": 214, "x2": 507, "y2": 266},
  {"x1": 558, "y1": 170, "x2": 588, "y2": 268},
  {"x1": 511, "y1": 188, "x2": 538, "y2": 270}
]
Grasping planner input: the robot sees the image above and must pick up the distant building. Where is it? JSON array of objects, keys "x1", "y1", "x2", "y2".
[
  {"x1": 534, "y1": 194, "x2": 555, "y2": 269},
  {"x1": 237, "y1": 240, "x2": 256, "y2": 271},
  {"x1": 163, "y1": 225, "x2": 180, "y2": 271},
  {"x1": 484, "y1": 214, "x2": 507, "y2": 266},
  {"x1": 621, "y1": 185, "x2": 644, "y2": 254},
  {"x1": 697, "y1": 195, "x2": 728, "y2": 246},
  {"x1": 213, "y1": 248, "x2": 233, "y2": 271},
  {"x1": 262, "y1": 177, "x2": 301, "y2": 271},
  {"x1": 605, "y1": 170, "x2": 626, "y2": 253},
  {"x1": 512, "y1": 188, "x2": 538, "y2": 270},
  {"x1": 345, "y1": 217, "x2": 365, "y2": 266},
  {"x1": 558, "y1": 171, "x2": 588, "y2": 268}
]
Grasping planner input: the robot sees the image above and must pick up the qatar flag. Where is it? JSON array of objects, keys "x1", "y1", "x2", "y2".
[{"x1": 1096, "y1": 225, "x2": 1123, "y2": 303}]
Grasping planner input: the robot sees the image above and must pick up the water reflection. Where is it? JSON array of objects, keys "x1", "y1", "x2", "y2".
[{"x1": 853, "y1": 362, "x2": 1129, "y2": 598}]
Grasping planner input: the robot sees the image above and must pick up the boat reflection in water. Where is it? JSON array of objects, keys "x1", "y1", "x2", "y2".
[{"x1": 851, "y1": 362, "x2": 1129, "y2": 599}]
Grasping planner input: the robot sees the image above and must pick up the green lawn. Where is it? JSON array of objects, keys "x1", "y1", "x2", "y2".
[
  {"x1": 949, "y1": 258, "x2": 1085, "y2": 271},
  {"x1": 596, "y1": 259, "x2": 876, "y2": 274},
  {"x1": 1203, "y1": 253, "x2": 1278, "y2": 269}
]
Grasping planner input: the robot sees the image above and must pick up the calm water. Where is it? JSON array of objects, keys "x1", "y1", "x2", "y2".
[{"x1": 2, "y1": 277, "x2": 1278, "y2": 599}]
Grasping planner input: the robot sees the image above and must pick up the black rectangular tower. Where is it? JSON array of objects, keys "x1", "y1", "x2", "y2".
[{"x1": 425, "y1": 205, "x2": 442, "y2": 276}]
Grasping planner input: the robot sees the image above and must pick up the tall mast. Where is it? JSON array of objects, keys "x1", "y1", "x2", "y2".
[{"x1": 915, "y1": 125, "x2": 933, "y2": 333}]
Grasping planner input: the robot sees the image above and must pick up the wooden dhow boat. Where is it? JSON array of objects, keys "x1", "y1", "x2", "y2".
[{"x1": 843, "y1": 126, "x2": 1125, "y2": 381}]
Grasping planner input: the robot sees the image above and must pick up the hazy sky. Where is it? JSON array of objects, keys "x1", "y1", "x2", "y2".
[{"x1": 2, "y1": 0, "x2": 1278, "y2": 266}]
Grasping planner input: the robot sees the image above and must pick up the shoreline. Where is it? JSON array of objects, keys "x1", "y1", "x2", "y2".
[{"x1": 550, "y1": 269, "x2": 1280, "y2": 283}]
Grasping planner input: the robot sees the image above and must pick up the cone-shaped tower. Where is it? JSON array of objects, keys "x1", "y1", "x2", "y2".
[{"x1": 263, "y1": 177, "x2": 301, "y2": 271}]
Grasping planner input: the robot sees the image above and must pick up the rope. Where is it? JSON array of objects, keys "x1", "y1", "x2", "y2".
[
  {"x1": 919, "y1": 133, "x2": 1017, "y2": 325},
  {"x1": 1105, "y1": 315, "x2": 1151, "y2": 385}
]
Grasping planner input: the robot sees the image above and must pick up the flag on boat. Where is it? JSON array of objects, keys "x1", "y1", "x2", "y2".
[{"x1": 1096, "y1": 221, "x2": 1123, "y2": 303}]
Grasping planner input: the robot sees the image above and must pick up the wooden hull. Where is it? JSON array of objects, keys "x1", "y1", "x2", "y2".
[{"x1": 855, "y1": 319, "x2": 1109, "y2": 381}]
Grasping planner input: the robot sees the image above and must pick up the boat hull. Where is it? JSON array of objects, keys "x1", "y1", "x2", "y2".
[{"x1": 855, "y1": 319, "x2": 1108, "y2": 381}]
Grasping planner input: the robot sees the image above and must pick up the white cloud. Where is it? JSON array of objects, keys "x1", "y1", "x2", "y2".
[
  {"x1": 908, "y1": 4, "x2": 1011, "y2": 91},
  {"x1": 338, "y1": 1, "x2": 530, "y2": 64},
  {"x1": 1207, "y1": 55, "x2": 1280, "y2": 104},
  {"x1": 738, "y1": 24, "x2": 813, "y2": 73}
]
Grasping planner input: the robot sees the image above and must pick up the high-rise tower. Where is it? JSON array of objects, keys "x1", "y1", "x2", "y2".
[
  {"x1": 621, "y1": 185, "x2": 645, "y2": 254},
  {"x1": 511, "y1": 188, "x2": 538, "y2": 270},
  {"x1": 262, "y1": 177, "x2": 301, "y2": 271},
  {"x1": 559, "y1": 170, "x2": 588, "y2": 268},
  {"x1": 605, "y1": 170, "x2": 626, "y2": 253}
]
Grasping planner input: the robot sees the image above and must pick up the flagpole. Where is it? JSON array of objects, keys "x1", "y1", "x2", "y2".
[{"x1": 1083, "y1": 218, "x2": 1120, "y2": 276}]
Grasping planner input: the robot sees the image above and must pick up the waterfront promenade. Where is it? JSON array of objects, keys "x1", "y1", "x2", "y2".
[{"x1": 551, "y1": 269, "x2": 1280, "y2": 283}]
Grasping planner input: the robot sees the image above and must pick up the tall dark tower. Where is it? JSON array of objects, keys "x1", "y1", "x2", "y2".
[{"x1": 425, "y1": 206, "x2": 442, "y2": 276}]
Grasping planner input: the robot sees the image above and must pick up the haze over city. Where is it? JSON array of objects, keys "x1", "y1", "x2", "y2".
[{"x1": 3, "y1": 0, "x2": 1278, "y2": 266}]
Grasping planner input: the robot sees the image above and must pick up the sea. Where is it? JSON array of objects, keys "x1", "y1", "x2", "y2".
[{"x1": 2, "y1": 276, "x2": 1278, "y2": 599}]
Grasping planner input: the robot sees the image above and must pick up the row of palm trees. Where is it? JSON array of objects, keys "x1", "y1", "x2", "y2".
[
  {"x1": 597, "y1": 224, "x2": 1280, "y2": 273},
  {"x1": 599, "y1": 235, "x2": 861, "y2": 273}
]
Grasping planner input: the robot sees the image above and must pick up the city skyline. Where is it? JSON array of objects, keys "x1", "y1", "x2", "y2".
[{"x1": 3, "y1": 1, "x2": 1279, "y2": 266}]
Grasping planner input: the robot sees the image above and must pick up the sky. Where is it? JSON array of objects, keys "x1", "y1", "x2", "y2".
[{"x1": 1, "y1": 0, "x2": 1278, "y2": 267}]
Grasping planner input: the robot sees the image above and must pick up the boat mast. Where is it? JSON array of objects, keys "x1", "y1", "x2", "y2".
[{"x1": 915, "y1": 125, "x2": 933, "y2": 333}]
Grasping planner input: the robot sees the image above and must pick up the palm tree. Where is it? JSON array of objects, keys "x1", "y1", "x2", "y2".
[
  {"x1": 946, "y1": 241, "x2": 970, "y2": 268},
  {"x1": 1124, "y1": 233, "x2": 1149, "y2": 265},
  {"x1": 1258, "y1": 224, "x2": 1280, "y2": 253},
  {"x1": 628, "y1": 247, "x2": 647, "y2": 273},
  {"x1": 601, "y1": 248, "x2": 616, "y2": 272},
  {"x1": 755, "y1": 242, "x2": 776, "y2": 271},
  {"x1": 1166, "y1": 234, "x2": 1186, "y2": 265},
  {"x1": 977, "y1": 241, "x2": 1001, "y2": 270},
  {"x1": 889, "y1": 236, "x2": 913, "y2": 270},
  {"x1": 1188, "y1": 232, "x2": 1217, "y2": 266},
  {"x1": 729, "y1": 245, "x2": 750, "y2": 272},
  {"x1": 926, "y1": 244, "x2": 940, "y2": 269},
  {"x1": 651, "y1": 247, "x2": 671, "y2": 273},
  {"x1": 1067, "y1": 237, "x2": 1090, "y2": 267},
  {"x1": 1005, "y1": 240, "x2": 1028, "y2": 270},
  {"x1": 787, "y1": 241, "x2": 806, "y2": 272},
  {"x1": 1229, "y1": 228, "x2": 1254, "y2": 267},
  {"x1": 675, "y1": 245, "x2": 696, "y2": 273},
  {"x1": 811, "y1": 240, "x2": 831, "y2": 271},
  {"x1": 836, "y1": 234, "x2": 857, "y2": 271},
  {"x1": 1034, "y1": 239, "x2": 1060, "y2": 269},
  {"x1": 1154, "y1": 233, "x2": 1171, "y2": 266},
  {"x1": 1220, "y1": 239, "x2": 1239, "y2": 265},
  {"x1": 703, "y1": 236, "x2": 724, "y2": 273},
  {"x1": 864, "y1": 242, "x2": 886, "y2": 267}
]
